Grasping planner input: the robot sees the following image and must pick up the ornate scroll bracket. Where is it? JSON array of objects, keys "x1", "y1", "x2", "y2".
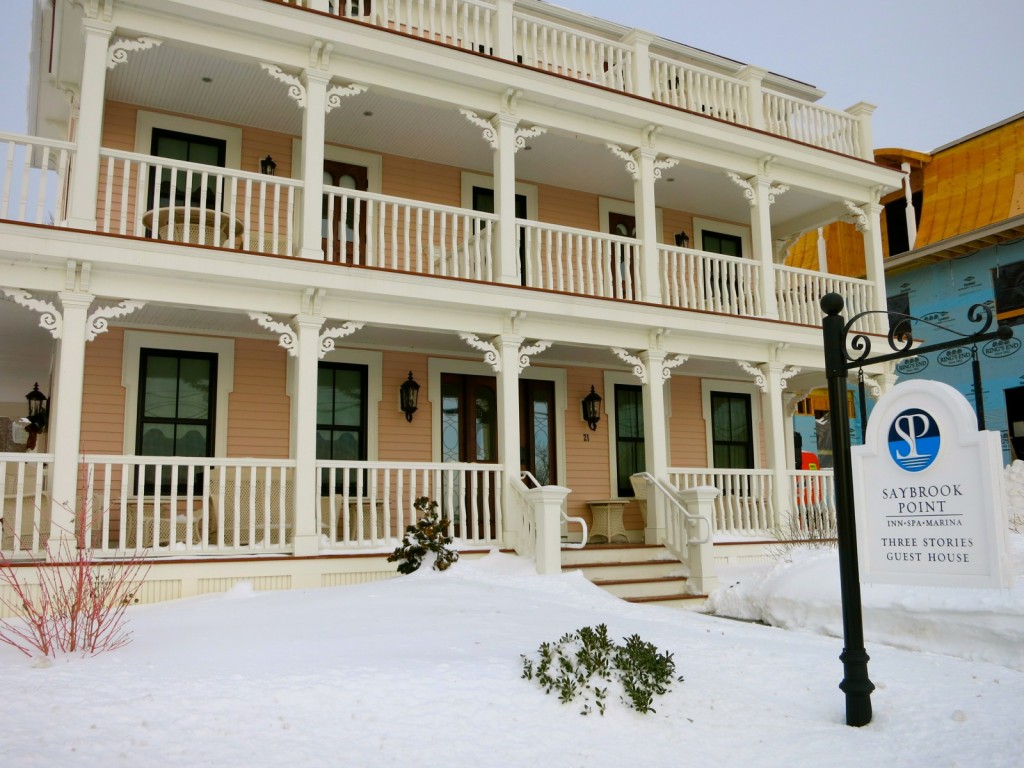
[
  {"x1": 517, "y1": 340, "x2": 553, "y2": 374},
  {"x1": 326, "y1": 82, "x2": 369, "y2": 113},
  {"x1": 249, "y1": 312, "x2": 298, "y2": 356},
  {"x1": 2, "y1": 289, "x2": 63, "y2": 339},
  {"x1": 261, "y1": 64, "x2": 306, "y2": 108},
  {"x1": 606, "y1": 144, "x2": 639, "y2": 181},
  {"x1": 767, "y1": 182, "x2": 789, "y2": 206},
  {"x1": 736, "y1": 361, "x2": 767, "y2": 393},
  {"x1": 459, "y1": 333, "x2": 501, "y2": 372},
  {"x1": 319, "y1": 321, "x2": 365, "y2": 358},
  {"x1": 107, "y1": 36, "x2": 161, "y2": 69},
  {"x1": 86, "y1": 300, "x2": 144, "y2": 341},
  {"x1": 611, "y1": 348, "x2": 647, "y2": 383},
  {"x1": 653, "y1": 157, "x2": 679, "y2": 181},
  {"x1": 843, "y1": 200, "x2": 869, "y2": 232},
  {"x1": 779, "y1": 366, "x2": 801, "y2": 390},
  {"x1": 661, "y1": 354, "x2": 688, "y2": 380},
  {"x1": 727, "y1": 172, "x2": 755, "y2": 205},
  {"x1": 514, "y1": 125, "x2": 546, "y2": 153},
  {"x1": 460, "y1": 109, "x2": 498, "y2": 149}
]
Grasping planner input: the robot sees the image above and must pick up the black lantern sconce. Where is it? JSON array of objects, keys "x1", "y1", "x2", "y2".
[
  {"x1": 674, "y1": 231, "x2": 690, "y2": 248},
  {"x1": 26, "y1": 382, "x2": 48, "y2": 432},
  {"x1": 399, "y1": 372, "x2": 420, "y2": 422},
  {"x1": 581, "y1": 385, "x2": 602, "y2": 431},
  {"x1": 260, "y1": 155, "x2": 277, "y2": 176}
]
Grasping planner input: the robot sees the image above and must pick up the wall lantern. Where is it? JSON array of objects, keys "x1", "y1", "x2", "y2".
[
  {"x1": 260, "y1": 155, "x2": 277, "y2": 176},
  {"x1": 399, "y1": 372, "x2": 421, "y2": 422},
  {"x1": 581, "y1": 385, "x2": 602, "y2": 431},
  {"x1": 674, "y1": 231, "x2": 690, "y2": 248},
  {"x1": 26, "y1": 383, "x2": 48, "y2": 432}
]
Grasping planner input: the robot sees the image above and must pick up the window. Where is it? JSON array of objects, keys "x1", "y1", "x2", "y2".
[
  {"x1": 993, "y1": 261, "x2": 1024, "y2": 326},
  {"x1": 149, "y1": 128, "x2": 226, "y2": 209},
  {"x1": 614, "y1": 384, "x2": 645, "y2": 497},
  {"x1": 883, "y1": 191, "x2": 921, "y2": 257},
  {"x1": 136, "y1": 349, "x2": 217, "y2": 458},
  {"x1": 887, "y1": 292, "x2": 912, "y2": 338},
  {"x1": 702, "y1": 230, "x2": 743, "y2": 257},
  {"x1": 316, "y1": 363, "x2": 368, "y2": 462},
  {"x1": 710, "y1": 391, "x2": 754, "y2": 469}
]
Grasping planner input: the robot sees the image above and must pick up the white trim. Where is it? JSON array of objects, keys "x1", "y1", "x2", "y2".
[
  {"x1": 134, "y1": 111, "x2": 243, "y2": 170},
  {"x1": 693, "y1": 216, "x2": 751, "y2": 258},
  {"x1": 460, "y1": 171, "x2": 539, "y2": 219},
  {"x1": 700, "y1": 378, "x2": 763, "y2": 469},
  {"x1": 291, "y1": 138, "x2": 383, "y2": 192},
  {"x1": 598, "y1": 197, "x2": 664, "y2": 242},
  {"x1": 319, "y1": 348, "x2": 383, "y2": 461},
  {"x1": 121, "y1": 331, "x2": 235, "y2": 457}
]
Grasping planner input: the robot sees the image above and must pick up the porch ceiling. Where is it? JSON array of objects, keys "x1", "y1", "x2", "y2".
[{"x1": 100, "y1": 40, "x2": 834, "y2": 231}]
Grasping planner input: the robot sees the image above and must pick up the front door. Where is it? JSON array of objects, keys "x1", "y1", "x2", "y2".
[
  {"x1": 323, "y1": 160, "x2": 369, "y2": 263},
  {"x1": 441, "y1": 374, "x2": 498, "y2": 539},
  {"x1": 520, "y1": 379, "x2": 556, "y2": 486},
  {"x1": 607, "y1": 211, "x2": 637, "y2": 297},
  {"x1": 471, "y1": 186, "x2": 528, "y2": 283}
]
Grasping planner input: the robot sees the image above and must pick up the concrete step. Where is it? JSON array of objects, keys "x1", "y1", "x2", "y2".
[
  {"x1": 591, "y1": 575, "x2": 689, "y2": 599},
  {"x1": 560, "y1": 543, "x2": 676, "y2": 567},
  {"x1": 561, "y1": 546, "x2": 708, "y2": 609},
  {"x1": 625, "y1": 593, "x2": 708, "y2": 611}
]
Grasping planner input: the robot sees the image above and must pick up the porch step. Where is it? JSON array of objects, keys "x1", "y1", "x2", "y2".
[{"x1": 561, "y1": 544, "x2": 707, "y2": 610}]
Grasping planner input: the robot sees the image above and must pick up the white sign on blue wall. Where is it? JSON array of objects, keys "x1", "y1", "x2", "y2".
[{"x1": 852, "y1": 379, "x2": 1011, "y2": 588}]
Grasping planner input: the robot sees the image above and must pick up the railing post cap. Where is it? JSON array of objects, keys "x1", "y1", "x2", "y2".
[{"x1": 845, "y1": 101, "x2": 877, "y2": 117}]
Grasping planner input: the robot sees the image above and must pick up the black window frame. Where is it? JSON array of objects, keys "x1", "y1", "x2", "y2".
[
  {"x1": 148, "y1": 128, "x2": 227, "y2": 210},
  {"x1": 993, "y1": 261, "x2": 1024, "y2": 326},
  {"x1": 614, "y1": 384, "x2": 645, "y2": 497},
  {"x1": 316, "y1": 362, "x2": 369, "y2": 494},
  {"x1": 709, "y1": 391, "x2": 755, "y2": 470}
]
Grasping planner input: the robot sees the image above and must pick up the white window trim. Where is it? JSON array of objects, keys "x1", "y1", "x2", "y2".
[
  {"x1": 317, "y1": 348, "x2": 383, "y2": 461},
  {"x1": 460, "y1": 172, "x2": 539, "y2": 219},
  {"x1": 134, "y1": 111, "x2": 243, "y2": 170},
  {"x1": 693, "y1": 217, "x2": 751, "y2": 258},
  {"x1": 598, "y1": 197, "x2": 664, "y2": 242},
  {"x1": 700, "y1": 378, "x2": 762, "y2": 469},
  {"x1": 291, "y1": 139, "x2": 383, "y2": 193},
  {"x1": 122, "y1": 331, "x2": 235, "y2": 457}
]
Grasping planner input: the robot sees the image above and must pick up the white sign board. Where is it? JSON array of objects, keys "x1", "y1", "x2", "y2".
[{"x1": 852, "y1": 379, "x2": 1011, "y2": 588}]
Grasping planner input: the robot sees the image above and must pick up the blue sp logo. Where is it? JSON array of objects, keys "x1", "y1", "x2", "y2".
[{"x1": 887, "y1": 408, "x2": 940, "y2": 472}]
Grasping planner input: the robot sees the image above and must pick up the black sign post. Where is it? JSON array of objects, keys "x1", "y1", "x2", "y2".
[{"x1": 820, "y1": 293, "x2": 1013, "y2": 727}]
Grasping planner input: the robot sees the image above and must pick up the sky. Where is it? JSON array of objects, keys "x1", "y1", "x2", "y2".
[
  {"x1": 2, "y1": 506, "x2": 1022, "y2": 766},
  {"x1": 0, "y1": 0, "x2": 1021, "y2": 152}
]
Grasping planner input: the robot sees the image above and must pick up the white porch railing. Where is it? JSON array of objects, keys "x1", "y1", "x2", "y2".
[
  {"x1": 660, "y1": 245, "x2": 762, "y2": 315},
  {"x1": 0, "y1": 133, "x2": 73, "y2": 226},
  {"x1": 96, "y1": 149, "x2": 300, "y2": 255},
  {"x1": 327, "y1": 0, "x2": 495, "y2": 53},
  {"x1": 82, "y1": 456, "x2": 296, "y2": 556},
  {"x1": 317, "y1": 460, "x2": 503, "y2": 547},
  {"x1": 763, "y1": 91, "x2": 862, "y2": 157},
  {"x1": 775, "y1": 265, "x2": 878, "y2": 329},
  {"x1": 514, "y1": 13, "x2": 633, "y2": 92},
  {"x1": 788, "y1": 469, "x2": 837, "y2": 537},
  {"x1": 519, "y1": 220, "x2": 639, "y2": 299},
  {"x1": 1, "y1": 453, "x2": 52, "y2": 556},
  {"x1": 324, "y1": 187, "x2": 497, "y2": 280},
  {"x1": 649, "y1": 55, "x2": 750, "y2": 124},
  {"x1": 668, "y1": 468, "x2": 776, "y2": 535}
]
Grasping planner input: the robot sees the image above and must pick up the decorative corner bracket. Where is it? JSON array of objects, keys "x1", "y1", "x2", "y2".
[
  {"x1": 319, "y1": 321, "x2": 365, "y2": 358},
  {"x1": 653, "y1": 157, "x2": 679, "y2": 181},
  {"x1": 514, "y1": 125, "x2": 546, "y2": 153},
  {"x1": 459, "y1": 333, "x2": 501, "y2": 372},
  {"x1": 326, "y1": 83, "x2": 369, "y2": 113},
  {"x1": 460, "y1": 109, "x2": 498, "y2": 149},
  {"x1": 518, "y1": 340, "x2": 553, "y2": 374},
  {"x1": 261, "y1": 64, "x2": 306, "y2": 108},
  {"x1": 736, "y1": 360, "x2": 767, "y2": 393},
  {"x1": 2, "y1": 289, "x2": 63, "y2": 339},
  {"x1": 86, "y1": 300, "x2": 144, "y2": 341},
  {"x1": 843, "y1": 200, "x2": 869, "y2": 232},
  {"x1": 606, "y1": 144, "x2": 639, "y2": 181},
  {"x1": 779, "y1": 366, "x2": 801, "y2": 390},
  {"x1": 107, "y1": 36, "x2": 161, "y2": 69},
  {"x1": 611, "y1": 348, "x2": 647, "y2": 383},
  {"x1": 249, "y1": 312, "x2": 298, "y2": 356},
  {"x1": 661, "y1": 354, "x2": 688, "y2": 380},
  {"x1": 727, "y1": 172, "x2": 755, "y2": 206}
]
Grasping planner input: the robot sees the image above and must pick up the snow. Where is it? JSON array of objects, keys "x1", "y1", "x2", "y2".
[{"x1": 2, "y1": 465, "x2": 1023, "y2": 767}]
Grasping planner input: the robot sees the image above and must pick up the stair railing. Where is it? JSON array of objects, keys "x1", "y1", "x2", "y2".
[{"x1": 518, "y1": 471, "x2": 587, "y2": 550}]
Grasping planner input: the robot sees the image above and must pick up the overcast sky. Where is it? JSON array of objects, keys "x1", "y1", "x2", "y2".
[{"x1": 0, "y1": 0, "x2": 1020, "y2": 152}]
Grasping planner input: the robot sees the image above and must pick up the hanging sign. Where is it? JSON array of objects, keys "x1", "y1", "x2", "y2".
[{"x1": 851, "y1": 379, "x2": 1011, "y2": 588}]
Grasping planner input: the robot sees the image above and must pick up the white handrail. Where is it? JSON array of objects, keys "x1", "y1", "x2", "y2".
[
  {"x1": 519, "y1": 470, "x2": 587, "y2": 549},
  {"x1": 632, "y1": 471, "x2": 711, "y2": 545}
]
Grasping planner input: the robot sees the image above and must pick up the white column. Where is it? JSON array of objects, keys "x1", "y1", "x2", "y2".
[
  {"x1": 633, "y1": 148, "x2": 662, "y2": 304},
  {"x1": 496, "y1": 334, "x2": 523, "y2": 545},
  {"x1": 65, "y1": 19, "x2": 113, "y2": 230},
  {"x1": 861, "y1": 201, "x2": 886, "y2": 317},
  {"x1": 290, "y1": 313, "x2": 325, "y2": 556},
  {"x1": 639, "y1": 348, "x2": 668, "y2": 544},
  {"x1": 621, "y1": 30, "x2": 654, "y2": 98},
  {"x1": 845, "y1": 101, "x2": 877, "y2": 161},
  {"x1": 735, "y1": 66, "x2": 767, "y2": 130},
  {"x1": 493, "y1": 116, "x2": 520, "y2": 285},
  {"x1": 816, "y1": 226, "x2": 828, "y2": 273},
  {"x1": 750, "y1": 176, "x2": 780, "y2": 319},
  {"x1": 48, "y1": 292, "x2": 93, "y2": 550},
  {"x1": 762, "y1": 362, "x2": 791, "y2": 532},
  {"x1": 493, "y1": 0, "x2": 515, "y2": 60},
  {"x1": 299, "y1": 70, "x2": 330, "y2": 261},
  {"x1": 901, "y1": 162, "x2": 918, "y2": 249}
]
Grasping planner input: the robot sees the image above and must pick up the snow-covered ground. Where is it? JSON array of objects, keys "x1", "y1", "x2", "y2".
[{"x1": 2, "y1": 464, "x2": 1022, "y2": 767}]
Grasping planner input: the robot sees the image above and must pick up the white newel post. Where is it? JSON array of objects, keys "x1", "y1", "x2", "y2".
[
  {"x1": 845, "y1": 101, "x2": 876, "y2": 162},
  {"x1": 901, "y1": 162, "x2": 918, "y2": 250},
  {"x1": 622, "y1": 30, "x2": 654, "y2": 99},
  {"x1": 640, "y1": 348, "x2": 669, "y2": 544},
  {"x1": 763, "y1": 362, "x2": 792, "y2": 531},
  {"x1": 735, "y1": 66, "x2": 767, "y2": 130},
  {"x1": 497, "y1": 334, "x2": 524, "y2": 547},
  {"x1": 290, "y1": 313, "x2": 325, "y2": 556},
  {"x1": 299, "y1": 70, "x2": 329, "y2": 261},
  {"x1": 66, "y1": 19, "x2": 112, "y2": 230},
  {"x1": 493, "y1": 116, "x2": 520, "y2": 285},
  {"x1": 494, "y1": 0, "x2": 514, "y2": 60},
  {"x1": 49, "y1": 292, "x2": 93, "y2": 550},
  {"x1": 676, "y1": 486, "x2": 719, "y2": 595},
  {"x1": 523, "y1": 484, "x2": 571, "y2": 575},
  {"x1": 634, "y1": 148, "x2": 662, "y2": 305}
]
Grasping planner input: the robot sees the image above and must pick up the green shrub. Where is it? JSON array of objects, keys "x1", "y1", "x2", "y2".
[
  {"x1": 387, "y1": 497, "x2": 459, "y2": 574},
  {"x1": 521, "y1": 624, "x2": 682, "y2": 715}
]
